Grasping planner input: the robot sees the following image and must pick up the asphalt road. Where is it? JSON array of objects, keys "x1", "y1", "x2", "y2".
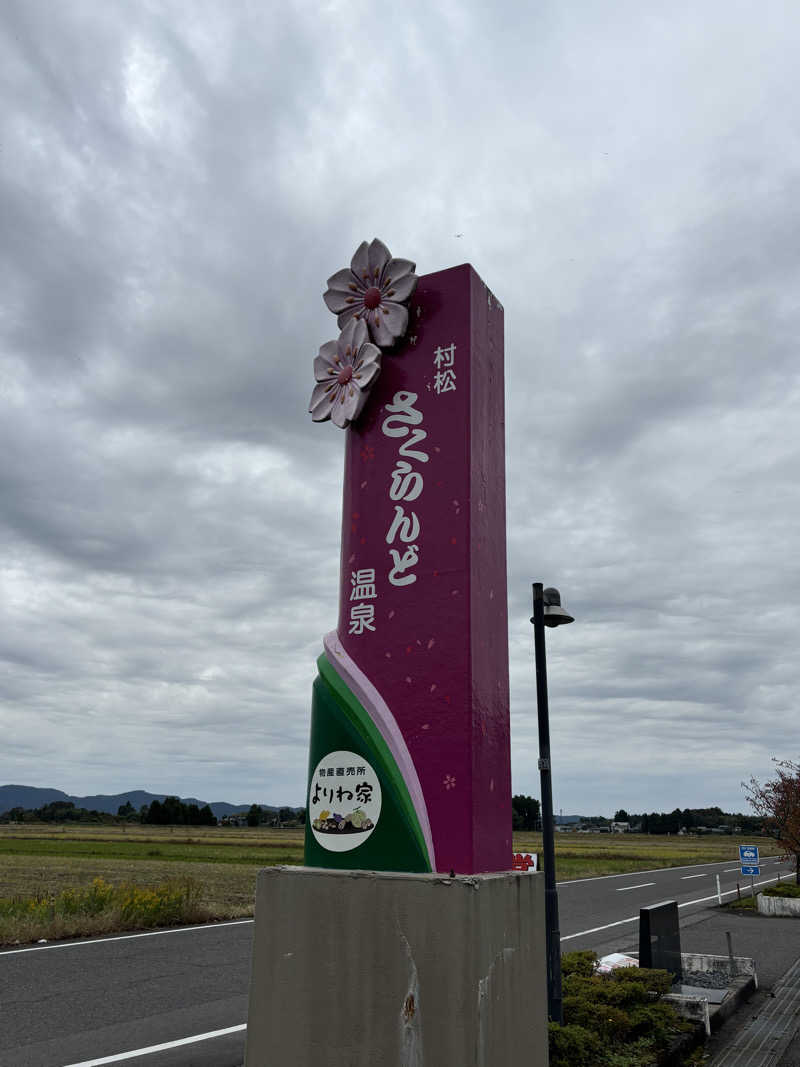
[
  {"x1": 2, "y1": 855, "x2": 795, "y2": 1067},
  {"x1": 557, "y1": 852, "x2": 795, "y2": 955}
]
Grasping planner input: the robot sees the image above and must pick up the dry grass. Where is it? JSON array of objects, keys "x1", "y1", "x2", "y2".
[
  {"x1": 0, "y1": 825, "x2": 301, "y2": 945},
  {"x1": 0, "y1": 855, "x2": 260, "y2": 946},
  {"x1": 0, "y1": 853, "x2": 263, "y2": 914},
  {"x1": 0, "y1": 823, "x2": 302, "y2": 846},
  {"x1": 0, "y1": 824, "x2": 305, "y2": 865},
  {"x1": 0, "y1": 876, "x2": 212, "y2": 945}
]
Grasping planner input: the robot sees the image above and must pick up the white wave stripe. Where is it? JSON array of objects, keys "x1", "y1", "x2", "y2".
[{"x1": 323, "y1": 630, "x2": 436, "y2": 870}]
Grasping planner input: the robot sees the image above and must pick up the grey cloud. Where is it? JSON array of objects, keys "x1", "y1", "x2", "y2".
[{"x1": 2, "y1": 0, "x2": 799, "y2": 813}]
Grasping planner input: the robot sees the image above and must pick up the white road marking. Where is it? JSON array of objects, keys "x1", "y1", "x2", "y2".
[
  {"x1": 724, "y1": 868, "x2": 740, "y2": 873},
  {"x1": 555, "y1": 856, "x2": 765, "y2": 887},
  {"x1": 0, "y1": 918, "x2": 253, "y2": 956},
  {"x1": 681, "y1": 873, "x2": 707, "y2": 879},
  {"x1": 562, "y1": 874, "x2": 786, "y2": 942},
  {"x1": 615, "y1": 882, "x2": 656, "y2": 892},
  {"x1": 561, "y1": 915, "x2": 638, "y2": 940},
  {"x1": 60, "y1": 1024, "x2": 247, "y2": 1066}
]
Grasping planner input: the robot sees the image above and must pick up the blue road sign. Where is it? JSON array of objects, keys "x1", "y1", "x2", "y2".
[
  {"x1": 739, "y1": 845, "x2": 759, "y2": 862},
  {"x1": 740, "y1": 865, "x2": 760, "y2": 877}
]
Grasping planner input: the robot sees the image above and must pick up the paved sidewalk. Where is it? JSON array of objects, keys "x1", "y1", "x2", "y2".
[{"x1": 709, "y1": 957, "x2": 800, "y2": 1066}]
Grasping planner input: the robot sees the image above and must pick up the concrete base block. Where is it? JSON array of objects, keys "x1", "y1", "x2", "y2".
[
  {"x1": 757, "y1": 892, "x2": 800, "y2": 917},
  {"x1": 245, "y1": 866, "x2": 548, "y2": 1067}
]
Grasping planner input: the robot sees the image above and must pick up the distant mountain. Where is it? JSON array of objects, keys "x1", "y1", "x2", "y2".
[{"x1": 0, "y1": 784, "x2": 290, "y2": 819}]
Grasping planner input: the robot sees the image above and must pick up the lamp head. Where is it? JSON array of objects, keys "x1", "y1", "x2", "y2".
[{"x1": 542, "y1": 587, "x2": 574, "y2": 627}]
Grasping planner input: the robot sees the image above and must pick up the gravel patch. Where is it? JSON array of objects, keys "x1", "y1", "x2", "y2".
[{"x1": 680, "y1": 968, "x2": 735, "y2": 989}]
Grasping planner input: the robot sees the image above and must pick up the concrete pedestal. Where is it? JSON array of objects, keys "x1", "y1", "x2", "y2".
[{"x1": 245, "y1": 866, "x2": 548, "y2": 1067}]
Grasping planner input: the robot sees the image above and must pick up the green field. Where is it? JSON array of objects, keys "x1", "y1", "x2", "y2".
[{"x1": 0, "y1": 824, "x2": 780, "y2": 945}]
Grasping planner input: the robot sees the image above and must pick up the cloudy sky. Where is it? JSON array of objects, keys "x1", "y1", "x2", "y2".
[{"x1": 2, "y1": 1, "x2": 798, "y2": 817}]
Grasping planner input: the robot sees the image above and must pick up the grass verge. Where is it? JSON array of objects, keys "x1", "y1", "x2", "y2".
[
  {"x1": 723, "y1": 879, "x2": 800, "y2": 911},
  {"x1": 0, "y1": 877, "x2": 212, "y2": 945},
  {"x1": 763, "y1": 882, "x2": 800, "y2": 897},
  {"x1": 722, "y1": 895, "x2": 757, "y2": 911}
]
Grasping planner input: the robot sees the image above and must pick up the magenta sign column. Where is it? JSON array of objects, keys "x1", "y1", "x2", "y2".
[{"x1": 332, "y1": 263, "x2": 510, "y2": 874}]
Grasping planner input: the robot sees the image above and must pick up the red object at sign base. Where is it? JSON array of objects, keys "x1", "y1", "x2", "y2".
[{"x1": 512, "y1": 852, "x2": 537, "y2": 871}]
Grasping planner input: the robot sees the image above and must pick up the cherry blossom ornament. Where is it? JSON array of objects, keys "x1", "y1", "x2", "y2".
[
  {"x1": 308, "y1": 318, "x2": 382, "y2": 429},
  {"x1": 323, "y1": 238, "x2": 418, "y2": 348}
]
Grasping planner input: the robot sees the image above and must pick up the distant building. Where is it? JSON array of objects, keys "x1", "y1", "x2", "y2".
[
  {"x1": 220, "y1": 814, "x2": 248, "y2": 827},
  {"x1": 611, "y1": 821, "x2": 630, "y2": 833}
]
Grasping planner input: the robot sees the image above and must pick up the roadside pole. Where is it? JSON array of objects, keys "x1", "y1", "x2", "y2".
[{"x1": 532, "y1": 583, "x2": 563, "y2": 1026}]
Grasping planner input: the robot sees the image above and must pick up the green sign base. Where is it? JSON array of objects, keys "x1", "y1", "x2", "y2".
[{"x1": 304, "y1": 654, "x2": 431, "y2": 873}]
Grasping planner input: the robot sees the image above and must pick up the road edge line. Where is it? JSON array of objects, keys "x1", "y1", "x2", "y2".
[
  {"x1": 555, "y1": 854, "x2": 789, "y2": 887},
  {"x1": 1, "y1": 918, "x2": 254, "y2": 956},
  {"x1": 59, "y1": 1024, "x2": 247, "y2": 1066},
  {"x1": 561, "y1": 874, "x2": 786, "y2": 942}
]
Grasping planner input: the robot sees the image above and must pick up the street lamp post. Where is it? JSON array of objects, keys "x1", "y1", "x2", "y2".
[{"x1": 531, "y1": 582, "x2": 574, "y2": 1025}]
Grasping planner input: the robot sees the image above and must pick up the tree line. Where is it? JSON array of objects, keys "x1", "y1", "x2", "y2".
[
  {"x1": 512, "y1": 795, "x2": 541, "y2": 830},
  {"x1": 613, "y1": 806, "x2": 763, "y2": 835},
  {"x1": 0, "y1": 800, "x2": 119, "y2": 824},
  {"x1": 136, "y1": 797, "x2": 217, "y2": 825},
  {"x1": 0, "y1": 798, "x2": 309, "y2": 827},
  {"x1": 0, "y1": 797, "x2": 218, "y2": 825},
  {"x1": 507, "y1": 797, "x2": 769, "y2": 835},
  {"x1": 244, "y1": 804, "x2": 305, "y2": 826}
]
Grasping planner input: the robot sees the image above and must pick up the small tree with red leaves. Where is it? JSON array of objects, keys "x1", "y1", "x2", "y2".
[{"x1": 744, "y1": 759, "x2": 800, "y2": 885}]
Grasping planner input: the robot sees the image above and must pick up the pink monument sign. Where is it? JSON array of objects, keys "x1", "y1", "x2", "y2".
[{"x1": 305, "y1": 244, "x2": 510, "y2": 875}]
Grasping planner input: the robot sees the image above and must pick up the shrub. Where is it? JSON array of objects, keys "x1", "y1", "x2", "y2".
[
  {"x1": 549, "y1": 1022, "x2": 604, "y2": 1066},
  {"x1": 550, "y1": 952, "x2": 689, "y2": 1066},
  {"x1": 605, "y1": 1036, "x2": 661, "y2": 1066},
  {"x1": 763, "y1": 883, "x2": 800, "y2": 898},
  {"x1": 627, "y1": 1000, "x2": 685, "y2": 1044},
  {"x1": 562, "y1": 949, "x2": 599, "y2": 978},
  {"x1": 564, "y1": 996, "x2": 632, "y2": 1042},
  {"x1": 611, "y1": 965, "x2": 673, "y2": 997}
]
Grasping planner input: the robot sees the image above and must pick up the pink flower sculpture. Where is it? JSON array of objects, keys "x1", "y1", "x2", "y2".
[
  {"x1": 308, "y1": 318, "x2": 382, "y2": 429},
  {"x1": 323, "y1": 238, "x2": 418, "y2": 347}
]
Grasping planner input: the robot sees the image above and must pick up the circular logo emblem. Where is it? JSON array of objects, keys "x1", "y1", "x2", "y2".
[{"x1": 309, "y1": 750, "x2": 382, "y2": 852}]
